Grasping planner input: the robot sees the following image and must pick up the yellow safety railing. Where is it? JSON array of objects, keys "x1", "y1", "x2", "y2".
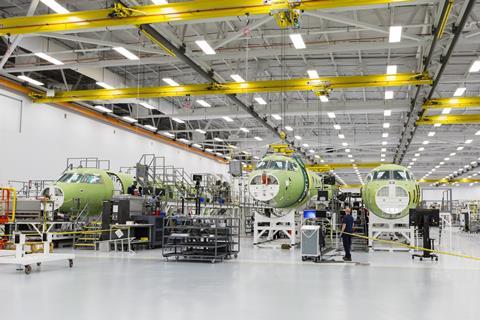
[{"x1": 0, "y1": 187, "x2": 16, "y2": 223}]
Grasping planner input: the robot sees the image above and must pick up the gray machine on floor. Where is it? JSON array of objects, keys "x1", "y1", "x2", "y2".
[{"x1": 301, "y1": 225, "x2": 325, "y2": 262}]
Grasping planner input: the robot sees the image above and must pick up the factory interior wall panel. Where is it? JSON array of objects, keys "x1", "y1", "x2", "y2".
[{"x1": 0, "y1": 88, "x2": 228, "y2": 184}]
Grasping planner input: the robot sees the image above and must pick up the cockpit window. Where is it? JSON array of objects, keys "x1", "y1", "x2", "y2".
[
  {"x1": 392, "y1": 170, "x2": 408, "y2": 180},
  {"x1": 287, "y1": 161, "x2": 298, "y2": 171},
  {"x1": 81, "y1": 174, "x2": 102, "y2": 184},
  {"x1": 255, "y1": 160, "x2": 287, "y2": 170},
  {"x1": 57, "y1": 173, "x2": 83, "y2": 183},
  {"x1": 256, "y1": 161, "x2": 268, "y2": 170},
  {"x1": 366, "y1": 174, "x2": 373, "y2": 182},
  {"x1": 373, "y1": 171, "x2": 390, "y2": 180}
]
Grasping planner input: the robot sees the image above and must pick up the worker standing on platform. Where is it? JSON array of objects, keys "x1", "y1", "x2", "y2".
[{"x1": 341, "y1": 207, "x2": 354, "y2": 261}]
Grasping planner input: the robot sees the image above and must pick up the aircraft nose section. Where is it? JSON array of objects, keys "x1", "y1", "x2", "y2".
[
  {"x1": 41, "y1": 185, "x2": 65, "y2": 210},
  {"x1": 249, "y1": 174, "x2": 280, "y2": 202}
]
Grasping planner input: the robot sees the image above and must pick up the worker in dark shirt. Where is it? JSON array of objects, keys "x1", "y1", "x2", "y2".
[
  {"x1": 341, "y1": 207, "x2": 354, "y2": 261},
  {"x1": 127, "y1": 181, "x2": 138, "y2": 196}
]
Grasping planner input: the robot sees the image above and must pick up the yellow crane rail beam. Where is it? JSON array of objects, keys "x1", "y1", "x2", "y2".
[
  {"x1": 423, "y1": 97, "x2": 480, "y2": 110},
  {"x1": 416, "y1": 114, "x2": 480, "y2": 125},
  {"x1": 306, "y1": 162, "x2": 384, "y2": 172},
  {"x1": 419, "y1": 178, "x2": 480, "y2": 184},
  {"x1": 0, "y1": 0, "x2": 415, "y2": 36},
  {"x1": 32, "y1": 73, "x2": 431, "y2": 103}
]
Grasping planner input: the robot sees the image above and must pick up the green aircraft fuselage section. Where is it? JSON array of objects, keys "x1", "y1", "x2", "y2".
[
  {"x1": 44, "y1": 168, "x2": 134, "y2": 215},
  {"x1": 361, "y1": 164, "x2": 420, "y2": 219},
  {"x1": 248, "y1": 154, "x2": 323, "y2": 209}
]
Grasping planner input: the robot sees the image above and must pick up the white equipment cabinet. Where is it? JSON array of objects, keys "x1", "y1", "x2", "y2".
[{"x1": 0, "y1": 233, "x2": 75, "y2": 274}]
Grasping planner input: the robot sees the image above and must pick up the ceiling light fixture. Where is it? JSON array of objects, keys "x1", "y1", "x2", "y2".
[
  {"x1": 35, "y1": 52, "x2": 64, "y2": 65},
  {"x1": 96, "y1": 81, "x2": 114, "y2": 89},
  {"x1": 307, "y1": 70, "x2": 319, "y2": 78},
  {"x1": 254, "y1": 97, "x2": 267, "y2": 105},
  {"x1": 113, "y1": 47, "x2": 139, "y2": 60},
  {"x1": 196, "y1": 100, "x2": 211, "y2": 107},
  {"x1": 18, "y1": 75, "x2": 44, "y2": 86},
  {"x1": 389, "y1": 26, "x2": 403, "y2": 43},
  {"x1": 40, "y1": 0, "x2": 69, "y2": 14},
  {"x1": 289, "y1": 33, "x2": 306, "y2": 49},
  {"x1": 272, "y1": 114, "x2": 282, "y2": 120},
  {"x1": 162, "y1": 78, "x2": 179, "y2": 86},
  {"x1": 195, "y1": 40, "x2": 216, "y2": 55}
]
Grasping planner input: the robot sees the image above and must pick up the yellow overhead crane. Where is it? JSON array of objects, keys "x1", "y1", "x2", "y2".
[
  {"x1": 31, "y1": 73, "x2": 431, "y2": 103},
  {"x1": 306, "y1": 162, "x2": 384, "y2": 172},
  {"x1": 0, "y1": 0, "x2": 416, "y2": 36},
  {"x1": 417, "y1": 96, "x2": 480, "y2": 125}
]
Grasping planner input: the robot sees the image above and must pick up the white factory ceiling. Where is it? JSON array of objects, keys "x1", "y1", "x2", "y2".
[{"x1": 1, "y1": 0, "x2": 480, "y2": 186}]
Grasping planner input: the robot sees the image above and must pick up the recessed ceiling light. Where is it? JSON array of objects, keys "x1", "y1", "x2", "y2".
[
  {"x1": 327, "y1": 112, "x2": 336, "y2": 119},
  {"x1": 172, "y1": 117, "x2": 185, "y2": 124},
  {"x1": 302, "y1": 143, "x2": 309, "y2": 147},
  {"x1": 40, "y1": 0, "x2": 69, "y2": 14},
  {"x1": 35, "y1": 52, "x2": 64, "y2": 65},
  {"x1": 289, "y1": 33, "x2": 306, "y2": 49},
  {"x1": 453, "y1": 87, "x2": 466, "y2": 97},
  {"x1": 418, "y1": 147, "x2": 425, "y2": 151},
  {"x1": 272, "y1": 114, "x2": 282, "y2": 120},
  {"x1": 385, "y1": 91, "x2": 394, "y2": 100},
  {"x1": 434, "y1": 123, "x2": 442, "y2": 127},
  {"x1": 457, "y1": 146, "x2": 464, "y2": 150},
  {"x1": 240, "y1": 127, "x2": 250, "y2": 133},
  {"x1": 386, "y1": 65, "x2": 397, "y2": 75},
  {"x1": 295, "y1": 135, "x2": 302, "y2": 140},
  {"x1": 442, "y1": 108, "x2": 451, "y2": 115},
  {"x1": 195, "y1": 40, "x2": 216, "y2": 55},
  {"x1": 285, "y1": 126, "x2": 293, "y2": 131},
  {"x1": 334, "y1": 124, "x2": 341, "y2": 130},
  {"x1": 178, "y1": 138, "x2": 190, "y2": 144},
  {"x1": 381, "y1": 154, "x2": 386, "y2": 158},
  {"x1": 160, "y1": 132, "x2": 175, "y2": 138},
  {"x1": 214, "y1": 137, "x2": 223, "y2": 142},
  {"x1": 94, "y1": 105, "x2": 113, "y2": 113},
  {"x1": 450, "y1": 152, "x2": 456, "y2": 156},
  {"x1": 309, "y1": 149, "x2": 315, "y2": 153},
  {"x1": 192, "y1": 143, "x2": 202, "y2": 148},
  {"x1": 319, "y1": 95, "x2": 329, "y2": 102},
  {"x1": 381, "y1": 148, "x2": 386, "y2": 152},
  {"x1": 196, "y1": 100, "x2": 211, "y2": 107},
  {"x1": 422, "y1": 140, "x2": 429, "y2": 145},
  {"x1": 389, "y1": 26, "x2": 402, "y2": 43},
  {"x1": 382, "y1": 133, "x2": 389, "y2": 138},
  {"x1": 95, "y1": 81, "x2": 114, "y2": 89},
  {"x1": 254, "y1": 136, "x2": 263, "y2": 141},
  {"x1": 196, "y1": 129, "x2": 206, "y2": 134},
  {"x1": 384, "y1": 109, "x2": 392, "y2": 117},
  {"x1": 113, "y1": 47, "x2": 139, "y2": 60},
  {"x1": 162, "y1": 78, "x2": 179, "y2": 86},
  {"x1": 348, "y1": 154, "x2": 353, "y2": 158},
  {"x1": 342, "y1": 142, "x2": 348, "y2": 146},
  {"x1": 382, "y1": 141, "x2": 388, "y2": 145},
  {"x1": 338, "y1": 134, "x2": 345, "y2": 139},
  {"x1": 345, "y1": 149, "x2": 351, "y2": 153},
  {"x1": 465, "y1": 139, "x2": 473, "y2": 144},
  {"x1": 122, "y1": 116, "x2": 137, "y2": 123},
  {"x1": 223, "y1": 116, "x2": 234, "y2": 122},
  {"x1": 307, "y1": 70, "x2": 319, "y2": 79},
  {"x1": 470, "y1": 60, "x2": 480, "y2": 73},
  {"x1": 415, "y1": 153, "x2": 420, "y2": 157},
  {"x1": 314, "y1": 155, "x2": 320, "y2": 159},
  {"x1": 230, "y1": 74, "x2": 245, "y2": 83},
  {"x1": 428, "y1": 131, "x2": 436, "y2": 137},
  {"x1": 383, "y1": 122, "x2": 390, "y2": 129},
  {"x1": 254, "y1": 97, "x2": 267, "y2": 105},
  {"x1": 144, "y1": 124, "x2": 157, "y2": 131}
]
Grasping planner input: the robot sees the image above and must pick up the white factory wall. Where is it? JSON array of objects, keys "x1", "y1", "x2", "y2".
[
  {"x1": 421, "y1": 186, "x2": 480, "y2": 201},
  {"x1": 0, "y1": 88, "x2": 228, "y2": 185}
]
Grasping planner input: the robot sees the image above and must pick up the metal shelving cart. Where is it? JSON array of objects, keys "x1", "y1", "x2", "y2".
[{"x1": 162, "y1": 216, "x2": 240, "y2": 263}]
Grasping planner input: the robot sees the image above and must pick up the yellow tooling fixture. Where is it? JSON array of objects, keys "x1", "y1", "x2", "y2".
[
  {"x1": 416, "y1": 114, "x2": 480, "y2": 125},
  {"x1": 32, "y1": 73, "x2": 431, "y2": 103},
  {"x1": 306, "y1": 162, "x2": 384, "y2": 172},
  {"x1": 423, "y1": 96, "x2": 480, "y2": 110},
  {"x1": 0, "y1": 0, "x2": 415, "y2": 36}
]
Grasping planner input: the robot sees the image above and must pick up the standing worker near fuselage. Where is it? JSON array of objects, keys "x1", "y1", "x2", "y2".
[{"x1": 341, "y1": 207, "x2": 354, "y2": 261}]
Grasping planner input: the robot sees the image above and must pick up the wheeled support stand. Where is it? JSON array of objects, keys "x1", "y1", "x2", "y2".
[
  {"x1": 253, "y1": 210, "x2": 297, "y2": 247},
  {"x1": 0, "y1": 233, "x2": 75, "y2": 274}
]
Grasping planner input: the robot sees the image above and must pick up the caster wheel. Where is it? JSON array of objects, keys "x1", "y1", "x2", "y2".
[
  {"x1": 24, "y1": 265, "x2": 32, "y2": 275},
  {"x1": 420, "y1": 257, "x2": 423, "y2": 261},
  {"x1": 211, "y1": 260, "x2": 215, "y2": 264},
  {"x1": 302, "y1": 256, "x2": 307, "y2": 261},
  {"x1": 435, "y1": 257, "x2": 439, "y2": 261},
  {"x1": 37, "y1": 262, "x2": 41, "y2": 267},
  {"x1": 69, "y1": 259, "x2": 73, "y2": 268},
  {"x1": 234, "y1": 254, "x2": 238, "y2": 259},
  {"x1": 411, "y1": 256, "x2": 414, "y2": 260}
]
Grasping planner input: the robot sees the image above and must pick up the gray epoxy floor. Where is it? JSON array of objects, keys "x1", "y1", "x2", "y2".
[{"x1": 1, "y1": 229, "x2": 480, "y2": 320}]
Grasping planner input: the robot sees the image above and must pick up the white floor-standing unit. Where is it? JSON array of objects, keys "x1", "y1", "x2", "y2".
[
  {"x1": 253, "y1": 210, "x2": 297, "y2": 247},
  {"x1": 369, "y1": 215, "x2": 414, "y2": 251},
  {"x1": 0, "y1": 233, "x2": 75, "y2": 274}
]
